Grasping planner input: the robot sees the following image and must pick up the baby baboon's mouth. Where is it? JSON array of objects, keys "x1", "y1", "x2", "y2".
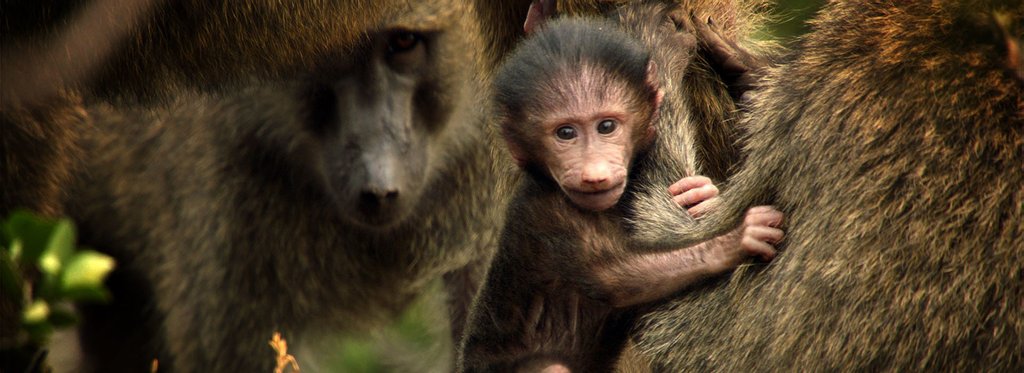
[
  {"x1": 565, "y1": 182, "x2": 626, "y2": 212},
  {"x1": 567, "y1": 181, "x2": 625, "y2": 196}
]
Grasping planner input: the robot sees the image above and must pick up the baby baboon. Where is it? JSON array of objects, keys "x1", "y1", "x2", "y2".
[
  {"x1": 64, "y1": 1, "x2": 504, "y2": 372},
  {"x1": 474, "y1": 0, "x2": 767, "y2": 181},
  {"x1": 629, "y1": 0, "x2": 1024, "y2": 371},
  {"x1": 460, "y1": 8, "x2": 782, "y2": 372}
]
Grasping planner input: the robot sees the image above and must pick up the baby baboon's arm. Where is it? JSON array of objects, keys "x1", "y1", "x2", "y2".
[{"x1": 587, "y1": 177, "x2": 783, "y2": 307}]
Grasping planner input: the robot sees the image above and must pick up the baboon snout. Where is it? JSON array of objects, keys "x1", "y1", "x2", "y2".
[
  {"x1": 355, "y1": 162, "x2": 405, "y2": 214},
  {"x1": 341, "y1": 150, "x2": 424, "y2": 228},
  {"x1": 582, "y1": 164, "x2": 611, "y2": 187},
  {"x1": 353, "y1": 182, "x2": 407, "y2": 228},
  {"x1": 360, "y1": 187, "x2": 400, "y2": 205},
  {"x1": 579, "y1": 161, "x2": 624, "y2": 192}
]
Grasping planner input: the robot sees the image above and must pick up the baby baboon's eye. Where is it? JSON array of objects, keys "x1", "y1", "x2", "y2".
[
  {"x1": 556, "y1": 126, "x2": 577, "y2": 140},
  {"x1": 597, "y1": 119, "x2": 617, "y2": 134}
]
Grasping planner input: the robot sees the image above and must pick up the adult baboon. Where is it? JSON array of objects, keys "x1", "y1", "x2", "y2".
[
  {"x1": 1, "y1": 0, "x2": 405, "y2": 219},
  {"x1": 62, "y1": 1, "x2": 504, "y2": 371},
  {"x1": 627, "y1": 0, "x2": 1024, "y2": 371},
  {"x1": 0, "y1": 95, "x2": 89, "y2": 218},
  {"x1": 0, "y1": 0, "x2": 410, "y2": 241}
]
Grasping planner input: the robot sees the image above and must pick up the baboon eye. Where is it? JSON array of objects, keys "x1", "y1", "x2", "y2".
[
  {"x1": 387, "y1": 31, "x2": 422, "y2": 54},
  {"x1": 384, "y1": 30, "x2": 428, "y2": 73},
  {"x1": 304, "y1": 83, "x2": 338, "y2": 136},
  {"x1": 556, "y1": 126, "x2": 577, "y2": 140},
  {"x1": 597, "y1": 119, "x2": 617, "y2": 134}
]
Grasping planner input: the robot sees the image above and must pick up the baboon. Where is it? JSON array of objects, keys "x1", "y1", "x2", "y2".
[
  {"x1": 61, "y1": 1, "x2": 504, "y2": 371},
  {"x1": 461, "y1": 8, "x2": 782, "y2": 371},
  {"x1": 472, "y1": 0, "x2": 772, "y2": 259},
  {"x1": 474, "y1": 0, "x2": 769, "y2": 182},
  {"x1": 623, "y1": 0, "x2": 1024, "y2": 371},
  {"x1": 0, "y1": 95, "x2": 88, "y2": 218},
  {"x1": 0, "y1": 0, "x2": 156, "y2": 220},
  {"x1": 0, "y1": 0, "x2": 410, "y2": 216}
]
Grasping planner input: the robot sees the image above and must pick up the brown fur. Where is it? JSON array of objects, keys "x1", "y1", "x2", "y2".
[
  {"x1": 630, "y1": 0, "x2": 1024, "y2": 370},
  {"x1": 86, "y1": 0, "x2": 400, "y2": 103},
  {"x1": 462, "y1": 183, "x2": 650, "y2": 372},
  {"x1": 61, "y1": 1, "x2": 506, "y2": 371},
  {"x1": 0, "y1": 0, "x2": 404, "y2": 218},
  {"x1": 1, "y1": 0, "x2": 402, "y2": 104},
  {"x1": 1, "y1": 3, "x2": 130, "y2": 368},
  {"x1": 0, "y1": 95, "x2": 88, "y2": 218}
]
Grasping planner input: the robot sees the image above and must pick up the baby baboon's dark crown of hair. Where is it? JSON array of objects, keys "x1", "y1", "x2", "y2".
[{"x1": 493, "y1": 17, "x2": 653, "y2": 123}]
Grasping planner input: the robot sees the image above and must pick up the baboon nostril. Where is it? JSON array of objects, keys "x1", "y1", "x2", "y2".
[{"x1": 361, "y1": 188, "x2": 399, "y2": 204}]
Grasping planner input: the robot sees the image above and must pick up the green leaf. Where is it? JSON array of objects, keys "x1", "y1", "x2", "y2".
[
  {"x1": 60, "y1": 250, "x2": 115, "y2": 302},
  {"x1": 38, "y1": 219, "x2": 76, "y2": 276},
  {"x1": 7, "y1": 238, "x2": 22, "y2": 262},
  {"x1": 3, "y1": 210, "x2": 58, "y2": 264},
  {"x1": 22, "y1": 300, "x2": 50, "y2": 325}
]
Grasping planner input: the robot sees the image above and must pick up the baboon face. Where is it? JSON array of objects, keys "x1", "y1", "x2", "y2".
[
  {"x1": 495, "y1": 16, "x2": 661, "y2": 212},
  {"x1": 539, "y1": 114, "x2": 643, "y2": 212},
  {"x1": 302, "y1": 21, "x2": 465, "y2": 229}
]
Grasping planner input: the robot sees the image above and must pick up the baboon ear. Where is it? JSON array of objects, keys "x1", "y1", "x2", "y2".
[
  {"x1": 994, "y1": 14, "x2": 1022, "y2": 80},
  {"x1": 646, "y1": 61, "x2": 664, "y2": 112},
  {"x1": 502, "y1": 135, "x2": 530, "y2": 168},
  {"x1": 644, "y1": 61, "x2": 662, "y2": 143},
  {"x1": 524, "y1": 0, "x2": 556, "y2": 34},
  {"x1": 1007, "y1": 37, "x2": 1022, "y2": 80},
  {"x1": 644, "y1": 124, "x2": 657, "y2": 146}
]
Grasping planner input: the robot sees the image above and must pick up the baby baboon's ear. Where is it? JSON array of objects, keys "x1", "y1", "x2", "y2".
[
  {"x1": 646, "y1": 60, "x2": 664, "y2": 115},
  {"x1": 501, "y1": 130, "x2": 531, "y2": 168},
  {"x1": 524, "y1": 0, "x2": 557, "y2": 34}
]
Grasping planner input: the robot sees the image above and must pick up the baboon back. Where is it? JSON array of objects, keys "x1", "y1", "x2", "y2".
[{"x1": 633, "y1": 1, "x2": 1023, "y2": 370}]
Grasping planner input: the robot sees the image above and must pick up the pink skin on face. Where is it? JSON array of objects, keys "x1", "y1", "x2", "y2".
[{"x1": 544, "y1": 110, "x2": 637, "y2": 212}]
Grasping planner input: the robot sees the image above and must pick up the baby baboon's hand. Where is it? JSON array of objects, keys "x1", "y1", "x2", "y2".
[
  {"x1": 668, "y1": 175, "x2": 719, "y2": 218},
  {"x1": 738, "y1": 206, "x2": 784, "y2": 261}
]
